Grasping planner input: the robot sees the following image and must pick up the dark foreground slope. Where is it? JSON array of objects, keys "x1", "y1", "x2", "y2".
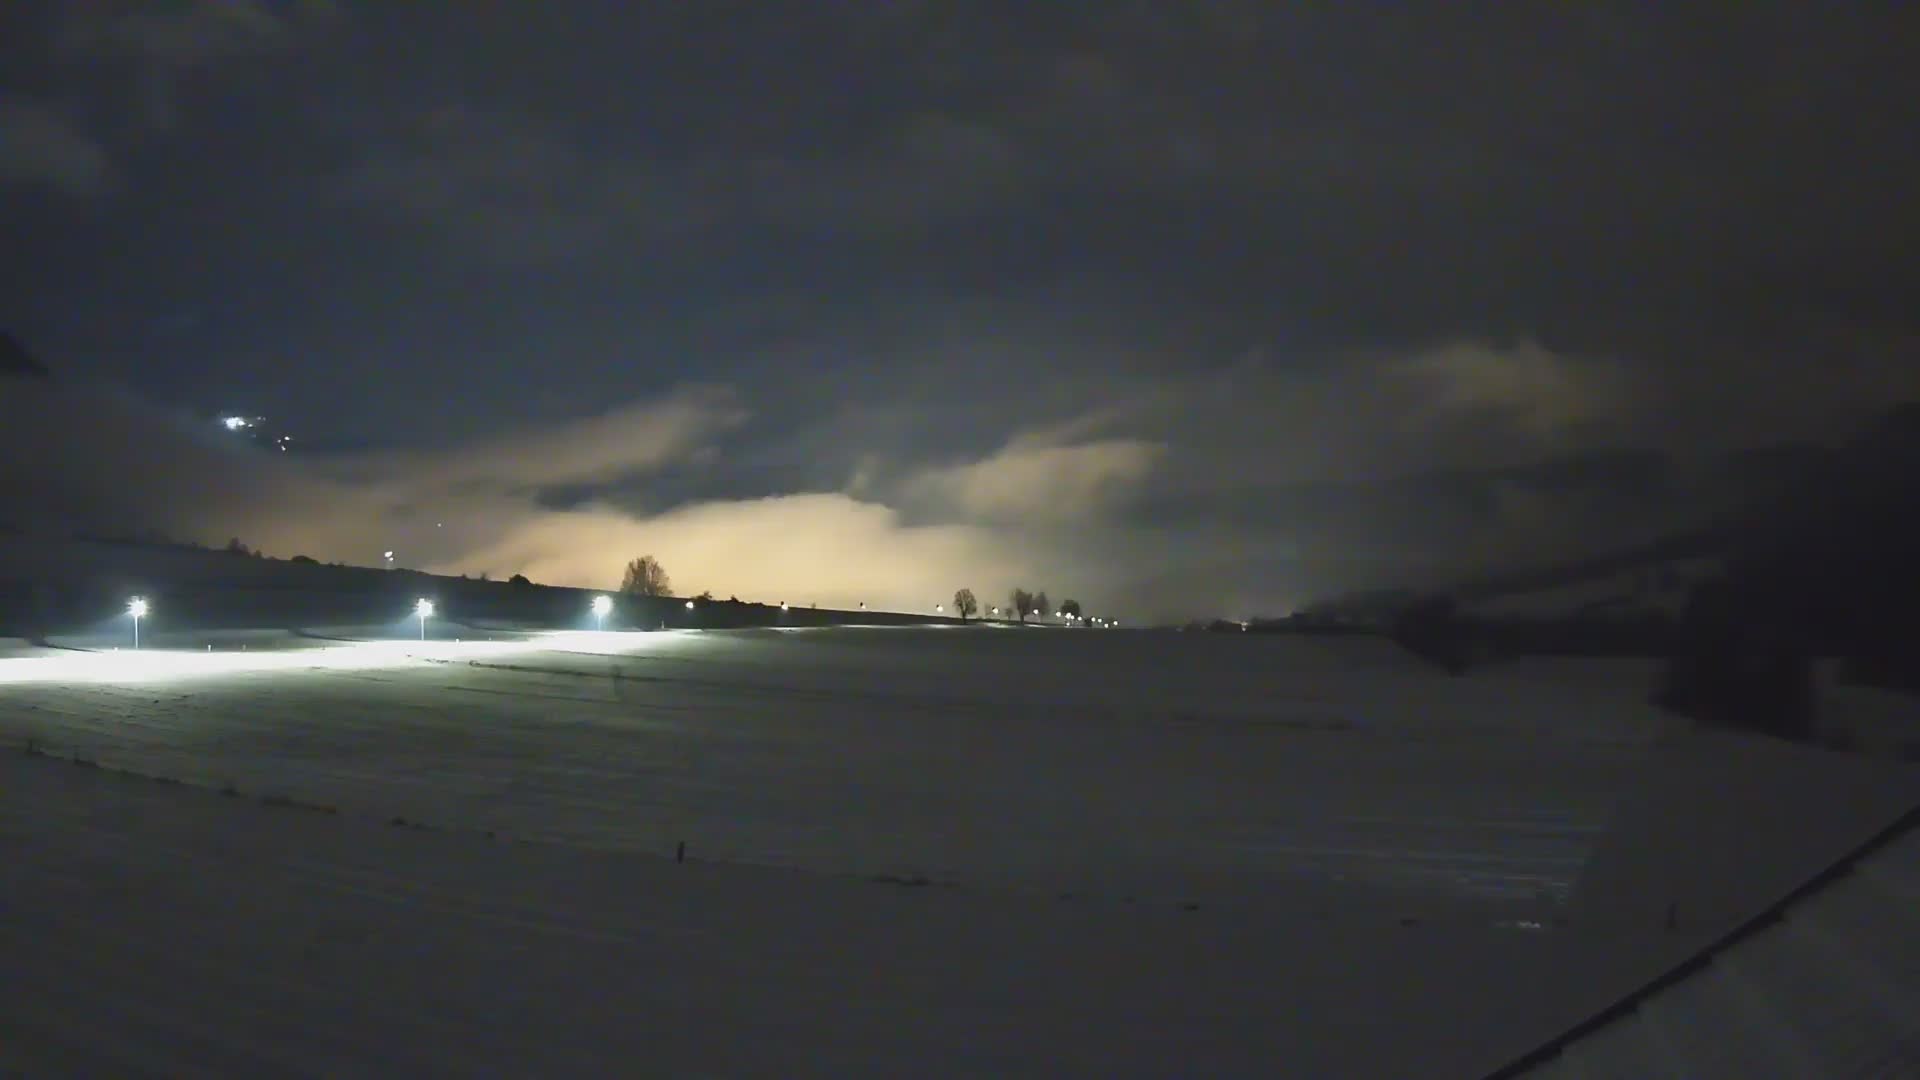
[{"x1": 0, "y1": 744, "x2": 1687, "y2": 1079}]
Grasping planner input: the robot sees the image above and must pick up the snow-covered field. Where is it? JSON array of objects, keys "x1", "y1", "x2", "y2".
[
  {"x1": 0, "y1": 741, "x2": 1694, "y2": 1078},
  {"x1": 3, "y1": 627, "x2": 1663, "y2": 907},
  {"x1": 3, "y1": 626, "x2": 1914, "y2": 1075}
]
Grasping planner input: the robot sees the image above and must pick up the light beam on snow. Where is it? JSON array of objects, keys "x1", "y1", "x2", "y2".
[{"x1": 0, "y1": 631, "x2": 690, "y2": 686}]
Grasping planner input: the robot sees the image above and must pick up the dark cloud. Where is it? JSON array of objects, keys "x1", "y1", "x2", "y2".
[
  {"x1": 49, "y1": 0, "x2": 341, "y2": 132},
  {"x1": 6, "y1": 4, "x2": 1920, "y2": 618},
  {"x1": 0, "y1": 94, "x2": 111, "y2": 196}
]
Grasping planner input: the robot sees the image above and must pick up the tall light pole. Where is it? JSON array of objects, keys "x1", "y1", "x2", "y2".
[
  {"x1": 127, "y1": 597, "x2": 148, "y2": 650},
  {"x1": 415, "y1": 598, "x2": 434, "y2": 641},
  {"x1": 592, "y1": 594, "x2": 612, "y2": 632}
]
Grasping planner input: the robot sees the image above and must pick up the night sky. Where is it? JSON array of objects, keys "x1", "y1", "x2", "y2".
[{"x1": 4, "y1": 3, "x2": 1918, "y2": 620}]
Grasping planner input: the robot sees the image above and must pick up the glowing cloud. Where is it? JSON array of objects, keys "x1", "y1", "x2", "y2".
[{"x1": 905, "y1": 438, "x2": 1166, "y2": 524}]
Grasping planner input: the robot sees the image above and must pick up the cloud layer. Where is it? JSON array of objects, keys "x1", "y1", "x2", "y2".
[
  {"x1": 0, "y1": 95, "x2": 111, "y2": 197},
  {"x1": 0, "y1": 376, "x2": 1048, "y2": 614},
  {"x1": 0, "y1": 329, "x2": 1752, "y2": 624},
  {"x1": 6, "y1": 5, "x2": 1920, "y2": 619}
]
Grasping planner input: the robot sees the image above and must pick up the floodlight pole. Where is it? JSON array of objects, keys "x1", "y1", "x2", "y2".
[{"x1": 132, "y1": 612, "x2": 140, "y2": 650}]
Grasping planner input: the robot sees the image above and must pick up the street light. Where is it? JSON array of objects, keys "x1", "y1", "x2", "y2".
[
  {"x1": 685, "y1": 599, "x2": 695, "y2": 610},
  {"x1": 414, "y1": 598, "x2": 434, "y2": 640},
  {"x1": 127, "y1": 597, "x2": 148, "y2": 649},
  {"x1": 591, "y1": 594, "x2": 612, "y2": 631}
]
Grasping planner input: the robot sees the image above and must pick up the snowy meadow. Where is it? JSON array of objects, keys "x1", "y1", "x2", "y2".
[{"x1": 0, "y1": 626, "x2": 1662, "y2": 910}]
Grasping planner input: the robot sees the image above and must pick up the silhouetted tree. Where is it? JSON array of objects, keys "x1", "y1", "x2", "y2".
[
  {"x1": 1391, "y1": 594, "x2": 1471, "y2": 675},
  {"x1": 1034, "y1": 591, "x2": 1051, "y2": 620},
  {"x1": 1010, "y1": 587, "x2": 1034, "y2": 623},
  {"x1": 953, "y1": 588, "x2": 978, "y2": 621},
  {"x1": 290, "y1": 554, "x2": 317, "y2": 565},
  {"x1": 1653, "y1": 577, "x2": 1815, "y2": 742},
  {"x1": 1060, "y1": 598, "x2": 1083, "y2": 621},
  {"x1": 620, "y1": 555, "x2": 672, "y2": 597},
  {"x1": 224, "y1": 537, "x2": 252, "y2": 556},
  {"x1": 508, "y1": 573, "x2": 532, "y2": 587}
]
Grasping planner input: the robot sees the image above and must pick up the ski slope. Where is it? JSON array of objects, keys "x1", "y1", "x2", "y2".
[{"x1": 1, "y1": 627, "x2": 1664, "y2": 906}]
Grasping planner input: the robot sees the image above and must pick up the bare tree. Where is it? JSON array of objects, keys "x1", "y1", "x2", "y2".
[
  {"x1": 1010, "y1": 587, "x2": 1034, "y2": 623},
  {"x1": 620, "y1": 555, "x2": 672, "y2": 597},
  {"x1": 953, "y1": 588, "x2": 978, "y2": 621},
  {"x1": 1034, "y1": 591, "x2": 1051, "y2": 620}
]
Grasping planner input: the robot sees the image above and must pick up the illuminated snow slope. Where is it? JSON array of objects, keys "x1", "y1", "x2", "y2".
[{"x1": 0, "y1": 628, "x2": 1667, "y2": 905}]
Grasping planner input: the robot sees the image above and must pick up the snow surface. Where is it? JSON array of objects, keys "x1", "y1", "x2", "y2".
[
  {"x1": 2, "y1": 628, "x2": 1662, "y2": 906},
  {"x1": 1, "y1": 738, "x2": 1689, "y2": 1077},
  {"x1": 3, "y1": 627, "x2": 1912, "y2": 1075},
  {"x1": 1569, "y1": 727, "x2": 1919, "y2": 933},
  {"x1": 1520, "y1": 809, "x2": 1920, "y2": 1078}
]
